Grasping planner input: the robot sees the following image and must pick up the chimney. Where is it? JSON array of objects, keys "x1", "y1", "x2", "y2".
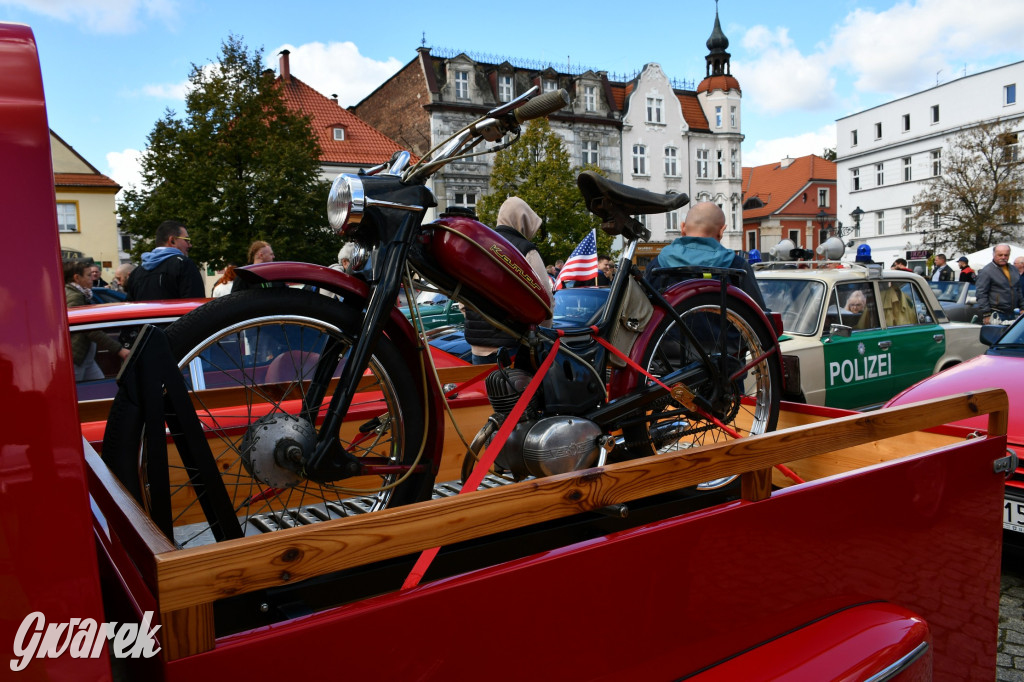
[
  {"x1": 279, "y1": 49, "x2": 290, "y2": 82},
  {"x1": 780, "y1": 156, "x2": 794, "y2": 168}
]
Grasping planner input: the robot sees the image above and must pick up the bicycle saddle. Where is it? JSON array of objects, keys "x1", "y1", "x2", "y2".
[{"x1": 577, "y1": 170, "x2": 690, "y2": 219}]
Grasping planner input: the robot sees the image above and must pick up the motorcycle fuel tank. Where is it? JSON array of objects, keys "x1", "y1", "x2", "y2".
[{"x1": 428, "y1": 216, "x2": 552, "y2": 325}]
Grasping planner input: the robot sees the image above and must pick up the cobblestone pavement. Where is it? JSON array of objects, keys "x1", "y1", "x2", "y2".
[{"x1": 999, "y1": 552, "x2": 1024, "y2": 681}]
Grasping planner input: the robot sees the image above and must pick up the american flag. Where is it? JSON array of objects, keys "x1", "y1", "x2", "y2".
[{"x1": 554, "y1": 229, "x2": 598, "y2": 290}]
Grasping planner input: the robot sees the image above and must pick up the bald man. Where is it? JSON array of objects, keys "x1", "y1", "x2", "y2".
[{"x1": 645, "y1": 202, "x2": 766, "y2": 309}]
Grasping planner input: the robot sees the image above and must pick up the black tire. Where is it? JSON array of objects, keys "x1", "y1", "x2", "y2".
[
  {"x1": 104, "y1": 288, "x2": 430, "y2": 548},
  {"x1": 622, "y1": 292, "x2": 781, "y2": 473}
]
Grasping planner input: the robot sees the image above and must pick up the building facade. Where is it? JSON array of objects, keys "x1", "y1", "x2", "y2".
[
  {"x1": 835, "y1": 60, "x2": 1024, "y2": 268},
  {"x1": 352, "y1": 9, "x2": 741, "y2": 244},
  {"x1": 276, "y1": 50, "x2": 410, "y2": 183},
  {"x1": 51, "y1": 131, "x2": 122, "y2": 281},
  {"x1": 741, "y1": 155, "x2": 837, "y2": 257}
]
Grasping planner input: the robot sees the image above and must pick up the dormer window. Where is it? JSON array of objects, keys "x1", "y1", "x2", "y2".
[
  {"x1": 498, "y1": 74, "x2": 513, "y2": 102},
  {"x1": 455, "y1": 71, "x2": 469, "y2": 99},
  {"x1": 542, "y1": 79, "x2": 557, "y2": 93},
  {"x1": 333, "y1": 127, "x2": 345, "y2": 141}
]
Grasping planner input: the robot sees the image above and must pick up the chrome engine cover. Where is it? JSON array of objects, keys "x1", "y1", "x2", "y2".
[{"x1": 521, "y1": 416, "x2": 602, "y2": 478}]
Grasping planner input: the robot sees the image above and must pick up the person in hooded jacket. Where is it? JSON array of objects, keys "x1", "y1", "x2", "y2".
[
  {"x1": 645, "y1": 202, "x2": 766, "y2": 310},
  {"x1": 125, "y1": 220, "x2": 205, "y2": 301},
  {"x1": 464, "y1": 197, "x2": 553, "y2": 364}
]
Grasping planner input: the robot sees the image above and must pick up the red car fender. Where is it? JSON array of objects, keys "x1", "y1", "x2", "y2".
[
  {"x1": 237, "y1": 261, "x2": 446, "y2": 476},
  {"x1": 608, "y1": 279, "x2": 781, "y2": 398}
]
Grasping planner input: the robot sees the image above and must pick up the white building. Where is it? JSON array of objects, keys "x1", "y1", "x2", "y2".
[
  {"x1": 836, "y1": 60, "x2": 1024, "y2": 269},
  {"x1": 621, "y1": 10, "x2": 744, "y2": 248}
]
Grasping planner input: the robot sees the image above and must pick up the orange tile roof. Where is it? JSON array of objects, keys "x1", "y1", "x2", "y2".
[
  {"x1": 277, "y1": 75, "x2": 410, "y2": 166},
  {"x1": 54, "y1": 172, "x2": 120, "y2": 190},
  {"x1": 697, "y1": 74, "x2": 741, "y2": 95},
  {"x1": 742, "y1": 154, "x2": 836, "y2": 219},
  {"x1": 677, "y1": 93, "x2": 710, "y2": 131},
  {"x1": 608, "y1": 82, "x2": 632, "y2": 112}
]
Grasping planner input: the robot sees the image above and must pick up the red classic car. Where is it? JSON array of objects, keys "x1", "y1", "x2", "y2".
[{"x1": 885, "y1": 318, "x2": 1024, "y2": 545}]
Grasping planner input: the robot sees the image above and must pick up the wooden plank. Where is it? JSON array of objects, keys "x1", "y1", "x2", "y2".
[
  {"x1": 78, "y1": 364, "x2": 492, "y2": 424},
  {"x1": 741, "y1": 468, "x2": 772, "y2": 501},
  {"x1": 84, "y1": 445, "x2": 174, "y2": 591},
  {"x1": 151, "y1": 389, "x2": 1008, "y2": 613},
  {"x1": 160, "y1": 604, "x2": 214, "y2": 660}
]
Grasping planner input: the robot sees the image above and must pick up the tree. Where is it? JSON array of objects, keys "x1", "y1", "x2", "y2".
[
  {"x1": 913, "y1": 119, "x2": 1024, "y2": 254},
  {"x1": 476, "y1": 119, "x2": 609, "y2": 265},
  {"x1": 821, "y1": 147, "x2": 837, "y2": 162},
  {"x1": 119, "y1": 35, "x2": 333, "y2": 269}
]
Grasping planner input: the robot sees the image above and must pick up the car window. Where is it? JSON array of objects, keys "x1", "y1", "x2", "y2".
[
  {"x1": 832, "y1": 283, "x2": 880, "y2": 331},
  {"x1": 929, "y1": 280, "x2": 961, "y2": 303},
  {"x1": 878, "y1": 281, "x2": 926, "y2": 327},
  {"x1": 756, "y1": 279, "x2": 825, "y2": 335},
  {"x1": 71, "y1": 324, "x2": 145, "y2": 401},
  {"x1": 966, "y1": 284, "x2": 977, "y2": 305}
]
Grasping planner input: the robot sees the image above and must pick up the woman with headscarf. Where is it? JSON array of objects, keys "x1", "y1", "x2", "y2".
[{"x1": 464, "y1": 197, "x2": 553, "y2": 364}]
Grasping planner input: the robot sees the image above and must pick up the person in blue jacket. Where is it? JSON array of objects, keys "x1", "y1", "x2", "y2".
[{"x1": 645, "y1": 201, "x2": 766, "y2": 310}]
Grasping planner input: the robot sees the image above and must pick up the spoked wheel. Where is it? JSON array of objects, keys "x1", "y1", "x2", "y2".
[
  {"x1": 622, "y1": 292, "x2": 781, "y2": 485},
  {"x1": 104, "y1": 289, "x2": 430, "y2": 548}
]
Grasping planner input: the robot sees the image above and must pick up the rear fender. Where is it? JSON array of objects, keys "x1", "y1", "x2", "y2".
[
  {"x1": 608, "y1": 279, "x2": 780, "y2": 398},
  {"x1": 238, "y1": 261, "x2": 445, "y2": 476}
]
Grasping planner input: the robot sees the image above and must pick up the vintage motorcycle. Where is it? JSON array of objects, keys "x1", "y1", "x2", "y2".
[{"x1": 104, "y1": 87, "x2": 782, "y2": 548}]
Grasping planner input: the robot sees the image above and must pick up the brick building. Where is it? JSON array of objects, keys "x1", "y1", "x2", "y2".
[
  {"x1": 741, "y1": 154, "x2": 837, "y2": 257},
  {"x1": 352, "y1": 8, "x2": 742, "y2": 242}
]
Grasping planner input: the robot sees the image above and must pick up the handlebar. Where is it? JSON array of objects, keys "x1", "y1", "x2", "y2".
[{"x1": 514, "y1": 89, "x2": 569, "y2": 123}]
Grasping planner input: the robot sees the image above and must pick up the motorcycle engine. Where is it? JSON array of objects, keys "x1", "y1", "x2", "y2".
[{"x1": 480, "y1": 368, "x2": 603, "y2": 480}]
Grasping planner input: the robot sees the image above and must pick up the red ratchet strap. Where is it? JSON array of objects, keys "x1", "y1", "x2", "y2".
[
  {"x1": 443, "y1": 365, "x2": 495, "y2": 399},
  {"x1": 402, "y1": 332, "x2": 564, "y2": 590},
  {"x1": 589, "y1": 327, "x2": 804, "y2": 486}
]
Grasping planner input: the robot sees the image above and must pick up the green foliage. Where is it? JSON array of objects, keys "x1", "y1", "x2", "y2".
[
  {"x1": 477, "y1": 119, "x2": 610, "y2": 265},
  {"x1": 913, "y1": 119, "x2": 1024, "y2": 254},
  {"x1": 118, "y1": 35, "x2": 333, "y2": 269},
  {"x1": 821, "y1": 147, "x2": 837, "y2": 162}
]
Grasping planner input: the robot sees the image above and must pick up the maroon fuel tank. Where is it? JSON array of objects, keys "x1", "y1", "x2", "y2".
[{"x1": 427, "y1": 215, "x2": 552, "y2": 325}]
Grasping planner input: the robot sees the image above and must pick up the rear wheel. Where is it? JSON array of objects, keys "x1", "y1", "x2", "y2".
[
  {"x1": 622, "y1": 292, "x2": 781, "y2": 482},
  {"x1": 105, "y1": 289, "x2": 430, "y2": 548}
]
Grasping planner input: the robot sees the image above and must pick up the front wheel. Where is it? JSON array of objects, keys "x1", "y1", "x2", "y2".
[
  {"x1": 622, "y1": 292, "x2": 781, "y2": 472},
  {"x1": 104, "y1": 288, "x2": 431, "y2": 548}
]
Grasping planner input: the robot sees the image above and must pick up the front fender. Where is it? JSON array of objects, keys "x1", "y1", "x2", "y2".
[
  {"x1": 238, "y1": 261, "x2": 446, "y2": 476},
  {"x1": 607, "y1": 279, "x2": 779, "y2": 398}
]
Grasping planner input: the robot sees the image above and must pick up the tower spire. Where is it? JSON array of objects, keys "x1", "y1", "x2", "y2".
[{"x1": 705, "y1": 2, "x2": 731, "y2": 77}]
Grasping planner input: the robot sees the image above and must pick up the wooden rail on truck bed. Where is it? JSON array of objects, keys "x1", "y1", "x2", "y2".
[{"x1": 85, "y1": 389, "x2": 1008, "y2": 661}]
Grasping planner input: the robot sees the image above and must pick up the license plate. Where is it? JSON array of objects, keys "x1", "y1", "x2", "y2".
[{"x1": 1005, "y1": 497, "x2": 1024, "y2": 533}]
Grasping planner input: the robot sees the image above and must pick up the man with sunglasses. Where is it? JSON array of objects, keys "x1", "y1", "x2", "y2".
[{"x1": 126, "y1": 219, "x2": 205, "y2": 301}]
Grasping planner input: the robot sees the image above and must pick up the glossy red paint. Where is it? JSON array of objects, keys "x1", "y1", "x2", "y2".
[
  {"x1": 0, "y1": 23, "x2": 111, "y2": 679},
  {"x1": 163, "y1": 433, "x2": 1002, "y2": 681},
  {"x1": 67, "y1": 298, "x2": 206, "y2": 325},
  {"x1": 886, "y1": 354, "x2": 1024, "y2": 445},
  {"x1": 688, "y1": 603, "x2": 931, "y2": 681},
  {"x1": 429, "y1": 215, "x2": 552, "y2": 324}
]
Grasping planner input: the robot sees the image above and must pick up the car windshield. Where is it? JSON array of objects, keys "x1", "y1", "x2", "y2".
[
  {"x1": 928, "y1": 281, "x2": 963, "y2": 303},
  {"x1": 992, "y1": 316, "x2": 1024, "y2": 346},
  {"x1": 552, "y1": 287, "x2": 608, "y2": 327},
  {"x1": 756, "y1": 279, "x2": 827, "y2": 335}
]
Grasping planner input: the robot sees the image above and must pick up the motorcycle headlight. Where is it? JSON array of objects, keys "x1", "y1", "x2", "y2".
[{"x1": 327, "y1": 174, "x2": 365, "y2": 234}]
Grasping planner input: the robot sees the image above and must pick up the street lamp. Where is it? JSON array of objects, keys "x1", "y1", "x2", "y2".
[
  {"x1": 816, "y1": 208, "x2": 831, "y2": 243},
  {"x1": 850, "y1": 206, "x2": 864, "y2": 236}
]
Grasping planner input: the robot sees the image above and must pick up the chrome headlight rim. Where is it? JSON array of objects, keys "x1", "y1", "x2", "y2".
[{"x1": 327, "y1": 173, "x2": 365, "y2": 234}]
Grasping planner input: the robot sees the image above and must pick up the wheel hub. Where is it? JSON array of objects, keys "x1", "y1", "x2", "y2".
[{"x1": 241, "y1": 414, "x2": 316, "y2": 488}]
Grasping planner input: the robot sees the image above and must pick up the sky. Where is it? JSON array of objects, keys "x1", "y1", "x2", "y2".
[{"x1": 4, "y1": 0, "x2": 1024, "y2": 193}]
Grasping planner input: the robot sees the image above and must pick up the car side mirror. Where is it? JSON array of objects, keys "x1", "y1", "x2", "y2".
[
  {"x1": 980, "y1": 324, "x2": 1006, "y2": 346},
  {"x1": 825, "y1": 323, "x2": 853, "y2": 339}
]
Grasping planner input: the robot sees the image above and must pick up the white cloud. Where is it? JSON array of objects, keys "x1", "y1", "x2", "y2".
[
  {"x1": 737, "y1": 26, "x2": 835, "y2": 113},
  {"x1": 141, "y1": 80, "x2": 189, "y2": 99},
  {"x1": 106, "y1": 148, "x2": 143, "y2": 193},
  {"x1": 743, "y1": 124, "x2": 836, "y2": 167},
  {"x1": 1, "y1": 0, "x2": 178, "y2": 33},
  {"x1": 268, "y1": 41, "x2": 404, "y2": 107}
]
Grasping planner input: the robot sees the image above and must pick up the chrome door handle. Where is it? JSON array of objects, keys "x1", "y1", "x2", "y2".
[
  {"x1": 878, "y1": 340, "x2": 892, "y2": 350},
  {"x1": 933, "y1": 333, "x2": 944, "y2": 343}
]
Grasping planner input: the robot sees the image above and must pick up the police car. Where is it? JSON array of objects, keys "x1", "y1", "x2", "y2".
[{"x1": 755, "y1": 261, "x2": 986, "y2": 410}]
